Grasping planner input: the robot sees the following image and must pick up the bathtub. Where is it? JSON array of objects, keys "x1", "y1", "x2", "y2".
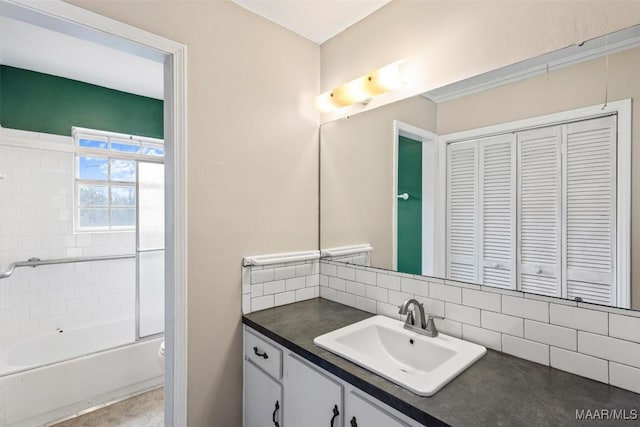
[{"x1": 0, "y1": 319, "x2": 163, "y2": 427}]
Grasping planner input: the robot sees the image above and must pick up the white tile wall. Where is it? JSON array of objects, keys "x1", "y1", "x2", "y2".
[
  {"x1": 312, "y1": 259, "x2": 640, "y2": 395},
  {"x1": 244, "y1": 247, "x2": 640, "y2": 395},
  {"x1": 242, "y1": 258, "x2": 319, "y2": 314},
  {"x1": 0, "y1": 140, "x2": 136, "y2": 346}
]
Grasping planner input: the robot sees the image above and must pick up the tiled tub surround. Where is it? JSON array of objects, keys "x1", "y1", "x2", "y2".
[
  {"x1": 242, "y1": 259, "x2": 320, "y2": 314},
  {"x1": 318, "y1": 260, "x2": 640, "y2": 395},
  {"x1": 0, "y1": 131, "x2": 135, "y2": 346}
]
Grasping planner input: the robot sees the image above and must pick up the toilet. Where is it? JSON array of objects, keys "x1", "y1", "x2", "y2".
[{"x1": 158, "y1": 340, "x2": 165, "y2": 369}]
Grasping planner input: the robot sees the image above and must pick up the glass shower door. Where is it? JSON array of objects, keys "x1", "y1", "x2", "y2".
[{"x1": 137, "y1": 162, "x2": 165, "y2": 338}]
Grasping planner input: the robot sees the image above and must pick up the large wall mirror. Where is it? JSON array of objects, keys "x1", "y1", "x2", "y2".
[{"x1": 320, "y1": 24, "x2": 640, "y2": 311}]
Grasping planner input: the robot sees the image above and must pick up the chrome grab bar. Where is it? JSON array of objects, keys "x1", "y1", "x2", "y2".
[{"x1": 0, "y1": 254, "x2": 136, "y2": 279}]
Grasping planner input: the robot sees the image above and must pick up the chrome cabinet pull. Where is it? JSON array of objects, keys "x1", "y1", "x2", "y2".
[
  {"x1": 330, "y1": 404, "x2": 340, "y2": 427},
  {"x1": 253, "y1": 346, "x2": 268, "y2": 359}
]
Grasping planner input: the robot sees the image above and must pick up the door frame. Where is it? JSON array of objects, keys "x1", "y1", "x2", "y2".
[
  {"x1": 392, "y1": 120, "x2": 438, "y2": 275},
  {"x1": 1, "y1": 0, "x2": 188, "y2": 424}
]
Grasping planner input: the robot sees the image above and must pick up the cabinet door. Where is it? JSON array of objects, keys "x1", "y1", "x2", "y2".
[
  {"x1": 244, "y1": 361, "x2": 282, "y2": 427},
  {"x1": 284, "y1": 354, "x2": 343, "y2": 427},
  {"x1": 446, "y1": 140, "x2": 479, "y2": 283},
  {"x1": 478, "y1": 134, "x2": 516, "y2": 289},
  {"x1": 517, "y1": 126, "x2": 562, "y2": 297},
  {"x1": 563, "y1": 116, "x2": 617, "y2": 305},
  {"x1": 345, "y1": 390, "x2": 409, "y2": 427}
]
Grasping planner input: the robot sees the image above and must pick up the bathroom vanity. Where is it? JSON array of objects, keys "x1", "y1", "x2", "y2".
[{"x1": 243, "y1": 299, "x2": 640, "y2": 427}]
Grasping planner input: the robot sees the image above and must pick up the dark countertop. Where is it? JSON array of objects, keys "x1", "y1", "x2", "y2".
[{"x1": 243, "y1": 299, "x2": 640, "y2": 427}]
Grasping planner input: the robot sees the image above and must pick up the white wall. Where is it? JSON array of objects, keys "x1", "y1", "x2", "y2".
[
  {"x1": 320, "y1": 1, "x2": 640, "y2": 121},
  {"x1": 69, "y1": 2, "x2": 321, "y2": 425},
  {"x1": 0, "y1": 131, "x2": 135, "y2": 345}
]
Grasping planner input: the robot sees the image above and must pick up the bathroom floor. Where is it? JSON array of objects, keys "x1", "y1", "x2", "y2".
[{"x1": 52, "y1": 388, "x2": 163, "y2": 427}]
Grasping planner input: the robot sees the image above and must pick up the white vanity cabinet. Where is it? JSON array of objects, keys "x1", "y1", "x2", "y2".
[
  {"x1": 345, "y1": 390, "x2": 410, "y2": 427},
  {"x1": 244, "y1": 361, "x2": 282, "y2": 427},
  {"x1": 284, "y1": 354, "x2": 343, "y2": 426},
  {"x1": 243, "y1": 326, "x2": 423, "y2": 427}
]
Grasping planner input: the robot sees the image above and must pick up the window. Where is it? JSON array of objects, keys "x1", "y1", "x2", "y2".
[{"x1": 73, "y1": 128, "x2": 164, "y2": 232}]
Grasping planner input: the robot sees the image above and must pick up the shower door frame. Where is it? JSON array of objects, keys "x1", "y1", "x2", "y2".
[{"x1": 0, "y1": 1, "x2": 189, "y2": 425}]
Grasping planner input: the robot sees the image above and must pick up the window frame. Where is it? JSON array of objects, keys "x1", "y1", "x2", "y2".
[{"x1": 72, "y1": 127, "x2": 164, "y2": 233}]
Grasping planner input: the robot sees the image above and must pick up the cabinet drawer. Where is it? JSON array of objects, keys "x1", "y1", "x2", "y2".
[{"x1": 244, "y1": 329, "x2": 282, "y2": 380}]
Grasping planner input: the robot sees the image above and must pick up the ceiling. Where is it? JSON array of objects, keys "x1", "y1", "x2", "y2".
[
  {"x1": 0, "y1": 15, "x2": 164, "y2": 100},
  {"x1": 231, "y1": 0, "x2": 391, "y2": 44},
  {"x1": 0, "y1": 1, "x2": 389, "y2": 101}
]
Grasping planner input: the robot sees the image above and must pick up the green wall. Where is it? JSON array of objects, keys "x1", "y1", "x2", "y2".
[{"x1": 0, "y1": 65, "x2": 163, "y2": 139}]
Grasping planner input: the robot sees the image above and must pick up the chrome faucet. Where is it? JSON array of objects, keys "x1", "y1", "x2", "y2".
[{"x1": 398, "y1": 298, "x2": 443, "y2": 338}]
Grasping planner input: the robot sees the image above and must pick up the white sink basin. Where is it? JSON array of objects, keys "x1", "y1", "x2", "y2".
[{"x1": 313, "y1": 315, "x2": 486, "y2": 396}]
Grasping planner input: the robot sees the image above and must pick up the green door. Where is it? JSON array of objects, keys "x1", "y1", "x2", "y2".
[{"x1": 397, "y1": 135, "x2": 422, "y2": 274}]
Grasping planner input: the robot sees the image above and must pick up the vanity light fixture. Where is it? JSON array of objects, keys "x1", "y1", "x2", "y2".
[{"x1": 315, "y1": 61, "x2": 405, "y2": 112}]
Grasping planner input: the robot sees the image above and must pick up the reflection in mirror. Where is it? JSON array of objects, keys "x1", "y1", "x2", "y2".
[{"x1": 320, "y1": 25, "x2": 640, "y2": 310}]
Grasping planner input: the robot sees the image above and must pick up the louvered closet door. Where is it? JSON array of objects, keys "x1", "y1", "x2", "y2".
[
  {"x1": 479, "y1": 134, "x2": 516, "y2": 289},
  {"x1": 563, "y1": 116, "x2": 617, "y2": 305},
  {"x1": 517, "y1": 126, "x2": 562, "y2": 296},
  {"x1": 447, "y1": 141, "x2": 478, "y2": 283}
]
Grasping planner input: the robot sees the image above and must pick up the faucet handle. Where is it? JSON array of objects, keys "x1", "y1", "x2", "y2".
[
  {"x1": 427, "y1": 314, "x2": 444, "y2": 321},
  {"x1": 405, "y1": 311, "x2": 415, "y2": 326}
]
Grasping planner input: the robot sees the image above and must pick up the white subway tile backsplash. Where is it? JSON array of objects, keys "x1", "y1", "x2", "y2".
[
  {"x1": 355, "y1": 296, "x2": 376, "y2": 314},
  {"x1": 401, "y1": 277, "x2": 429, "y2": 297},
  {"x1": 320, "y1": 287, "x2": 337, "y2": 301},
  {"x1": 365, "y1": 285, "x2": 388, "y2": 303},
  {"x1": 377, "y1": 273, "x2": 401, "y2": 291},
  {"x1": 285, "y1": 277, "x2": 306, "y2": 291},
  {"x1": 377, "y1": 301, "x2": 402, "y2": 320},
  {"x1": 550, "y1": 347, "x2": 608, "y2": 383},
  {"x1": 434, "y1": 318, "x2": 462, "y2": 338},
  {"x1": 462, "y1": 324, "x2": 501, "y2": 351},
  {"x1": 320, "y1": 263, "x2": 337, "y2": 277},
  {"x1": 345, "y1": 281, "x2": 366, "y2": 297},
  {"x1": 578, "y1": 332, "x2": 640, "y2": 369},
  {"x1": 251, "y1": 295, "x2": 274, "y2": 312},
  {"x1": 355, "y1": 269, "x2": 377, "y2": 286},
  {"x1": 445, "y1": 303, "x2": 480, "y2": 326},
  {"x1": 430, "y1": 283, "x2": 461, "y2": 304},
  {"x1": 502, "y1": 295, "x2": 548, "y2": 322},
  {"x1": 295, "y1": 287, "x2": 315, "y2": 302},
  {"x1": 242, "y1": 294, "x2": 251, "y2": 314},
  {"x1": 336, "y1": 265, "x2": 356, "y2": 281},
  {"x1": 334, "y1": 291, "x2": 356, "y2": 308},
  {"x1": 462, "y1": 288, "x2": 500, "y2": 312},
  {"x1": 263, "y1": 280, "x2": 285, "y2": 295},
  {"x1": 328, "y1": 277, "x2": 347, "y2": 292},
  {"x1": 320, "y1": 274, "x2": 329, "y2": 287},
  {"x1": 481, "y1": 311, "x2": 523, "y2": 337},
  {"x1": 609, "y1": 314, "x2": 640, "y2": 343},
  {"x1": 525, "y1": 320, "x2": 576, "y2": 351},
  {"x1": 305, "y1": 275, "x2": 319, "y2": 287},
  {"x1": 295, "y1": 263, "x2": 313, "y2": 277},
  {"x1": 251, "y1": 269, "x2": 274, "y2": 284},
  {"x1": 251, "y1": 284, "x2": 264, "y2": 297},
  {"x1": 415, "y1": 296, "x2": 445, "y2": 318},
  {"x1": 244, "y1": 257, "x2": 640, "y2": 392},
  {"x1": 388, "y1": 290, "x2": 413, "y2": 307},
  {"x1": 275, "y1": 291, "x2": 295, "y2": 306},
  {"x1": 609, "y1": 363, "x2": 640, "y2": 394},
  {"x1": 275, "y1": 266, "x2": 296, "y2": 280},
  {"x1": 550, "y1": 304, "x2": 608, "y2": 335},
  {"x1": 502, "y1": 335, "x2": 549, "y2": 366}
]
